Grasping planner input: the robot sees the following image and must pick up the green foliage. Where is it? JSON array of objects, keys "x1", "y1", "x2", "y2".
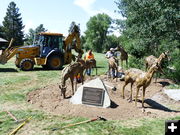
[
  {"x1": 164, "y1": 48, "x2": 180, "y2": 83},
  {"x1": 2, "y1": 1, "x2": 24, "y2": 46},
  {"x1": 173, "y1": 59, "x2": 180, "y2": 83},
  {"x1": 113, "y1": 19, "x2": 126, "y2": 35},
  {"x1": 128, "y1": 55, "x2": 144, "y2": 70},
  {"x1": 0, "y1": 25, "x2": 5, "y2": 38},
  {"x1": 24, "y1": 24, "x2": 47, "y2": 45},
  {"x1": 84, "y1": 13, "x2": 112, "y2": 53},
  {"x1": 104, "y1": 35, "x2": 120, "y2": 51},
  {"x1": 115, "y1": 0, "x2": 179, "y2": 57},
  {"x1": 115, "y1": 0, "x2": 180, "y2": 81},
  {"x1": 80, "y1": 35, "x2": 86, "y2": 50}
]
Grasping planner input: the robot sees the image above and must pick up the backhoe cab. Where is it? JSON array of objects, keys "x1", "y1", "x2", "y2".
[{"x1": 35, "y1": 32, "x2": 64, "y2": 70}]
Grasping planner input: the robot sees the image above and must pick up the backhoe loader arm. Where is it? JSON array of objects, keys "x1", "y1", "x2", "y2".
[
  {"x1": 64, "y1": 32, "x2": 83, "y2": 55},
  {"x1": 0, "y1": 38, "x2": 17, "y2": 64},
  {"x1": 63, "y1": 23, "x2": 83, "y2": 63},
  {"x1": 73, "y1": 33, "x2": 84, "y2": 56},
  {"x1": 0, "y1": 47, "x2": 18, "y2": 64}
]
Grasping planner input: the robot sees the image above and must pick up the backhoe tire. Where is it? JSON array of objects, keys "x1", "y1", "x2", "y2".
[
  {"x1": 47, "y1": 55, "x2": 63, "y2": 70},
  {"x1": 20, "y1": 59, "x2": 34, "y2": 71}
]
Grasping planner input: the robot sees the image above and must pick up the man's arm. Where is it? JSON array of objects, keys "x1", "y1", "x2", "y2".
[{"x1": 105, "y1": 52, "x2": 109, "y2": 58}]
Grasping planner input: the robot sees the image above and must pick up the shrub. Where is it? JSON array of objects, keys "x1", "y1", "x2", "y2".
[
  {"x1": 164, "y1": 48, "x2": 180, "y2": 83},
  {"x1": 128, "y1": 55, "x2": 144, "y2": 70}
]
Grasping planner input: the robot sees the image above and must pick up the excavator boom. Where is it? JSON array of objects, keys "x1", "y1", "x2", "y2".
[{"x1": 64, "y1": 23, "x2": 83, "y2": 63}]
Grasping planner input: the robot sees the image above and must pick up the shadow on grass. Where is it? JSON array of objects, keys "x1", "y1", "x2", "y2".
[
  {"x1": 96, "y1": 66, "x2": 105, "y2": 68},
  {"x1": 32, "y1": 67, "x2": 64, "y2": 71},
  {"x1": 32, "y1": 66, "x2": 104, "y2": 72},
  {"x1": 0, "y1": 68, "x2": 18, "y2": 72},
  {"x1": 144, "y1": 99, "x2": 180, "y2": 112}
]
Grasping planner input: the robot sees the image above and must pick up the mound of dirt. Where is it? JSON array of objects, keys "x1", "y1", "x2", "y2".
[{"x1": 27, "y1": 76, "x2": 180, "y2": 120}]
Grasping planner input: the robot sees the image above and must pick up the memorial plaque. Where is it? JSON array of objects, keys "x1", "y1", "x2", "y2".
[{"x1": 82, "y1": 87, "x2": 105, "y2": 106}]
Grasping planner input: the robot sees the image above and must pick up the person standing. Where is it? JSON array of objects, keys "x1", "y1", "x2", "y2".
[
  {"x1": 105, "y1": 48, "x2": 118, "y2": 78},
  {"x1": 84, "y1": 49, "x2": 95, "y2": 76},
  {"x1": 105, "y1": 48, "x2": 115, "y2": 59}
]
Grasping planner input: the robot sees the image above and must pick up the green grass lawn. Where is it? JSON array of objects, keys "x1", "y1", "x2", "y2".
[{"x1": 0, "y1": 54, "x2": 179, "y2": 135}]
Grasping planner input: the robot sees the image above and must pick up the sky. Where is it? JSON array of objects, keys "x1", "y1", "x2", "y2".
[{"x1": 0, "y1": 0, "x2": 123, "y2": 36}]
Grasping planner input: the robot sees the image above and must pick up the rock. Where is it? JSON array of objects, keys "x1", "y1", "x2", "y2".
[
  {"x1": 70, "y1": 78, "x2": 111, "y2": 108},
  {"x1": 164, "y1": 89, "x2": 180, "y2": 101}
]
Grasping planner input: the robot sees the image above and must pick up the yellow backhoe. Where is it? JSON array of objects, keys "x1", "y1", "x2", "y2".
[{"x1": 0, "y1": 23, "x2": 83, "y2": 71}]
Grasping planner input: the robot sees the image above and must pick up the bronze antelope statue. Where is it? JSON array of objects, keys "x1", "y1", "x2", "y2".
[
  {"x1": 59, "y1": 58, "x2": 86, "y2": 98},
  {"x1": 122, "y1": 63, "x2": 163, "y2": 107},
  {"x1": 84, "y1": 59, "x2": 97, "y2": 75},
  {"x1": 114, "y1": 45, "x2": 128, "y2": 68},
  {"x1": 145, "y1": 51, "x2": 169, "y2": 82},
  {"x1": 108, "y1": 56, "x2": 118, "y2": 81}
]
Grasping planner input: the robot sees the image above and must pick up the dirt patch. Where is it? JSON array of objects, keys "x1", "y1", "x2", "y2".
[{"x1": 27, "y1": 76, "x2": 180, "y2": 120}]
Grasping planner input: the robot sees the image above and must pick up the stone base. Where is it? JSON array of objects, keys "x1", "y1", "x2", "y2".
[{"x1": 70, "y1": 78, "x2": 111, "y2": 108}]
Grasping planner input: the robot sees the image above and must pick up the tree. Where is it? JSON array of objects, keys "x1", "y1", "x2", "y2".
[
  {"x1": 0, "y1": 25, "x2": 5, "y2": 38},
  {"x1": 84, "y1": 13, "x2": 112, "y2": 53},
  {"x1": 104, "y1": 35, "x2": 120, "y2": 51},
  {"x1": 2, "y1": 1, "x2": 24, "y2": 46},
  {"x1": 115, "y1": 0, "x2": 179, "y2": 57},
  {"x1": 115, "y1": 0, "x2": 180, "y2": 81},
  {"x1": 25, "y1": 24, "x2": 47, "y2": 45},
  {"x1": 80, "y1": 35, "x2": 86, "y2": 50}
]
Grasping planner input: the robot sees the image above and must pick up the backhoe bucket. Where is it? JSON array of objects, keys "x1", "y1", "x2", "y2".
[
  {"x1": 0, "y1": 52, "x2": 8, "y2": 64},
  {"x1": 0, "y1": 38, "x2": 14, "y2": 64}
]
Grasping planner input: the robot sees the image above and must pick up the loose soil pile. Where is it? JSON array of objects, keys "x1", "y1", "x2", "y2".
[{"x1": 27, "y1": 75, "x2": 180, "y2": 120}]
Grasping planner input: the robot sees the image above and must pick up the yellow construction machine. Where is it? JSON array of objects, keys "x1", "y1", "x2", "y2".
[{"x1": 0, "y1": 24, "x2": 83, "y2": 71}]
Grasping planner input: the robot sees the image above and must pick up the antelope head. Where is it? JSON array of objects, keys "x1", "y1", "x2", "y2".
[
  {"x1": 163, "y1": 51, "x2": 170, "y2": 61},
  {"x1": 59, "y1": 84, "x2": 67, "y2": 99}
]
